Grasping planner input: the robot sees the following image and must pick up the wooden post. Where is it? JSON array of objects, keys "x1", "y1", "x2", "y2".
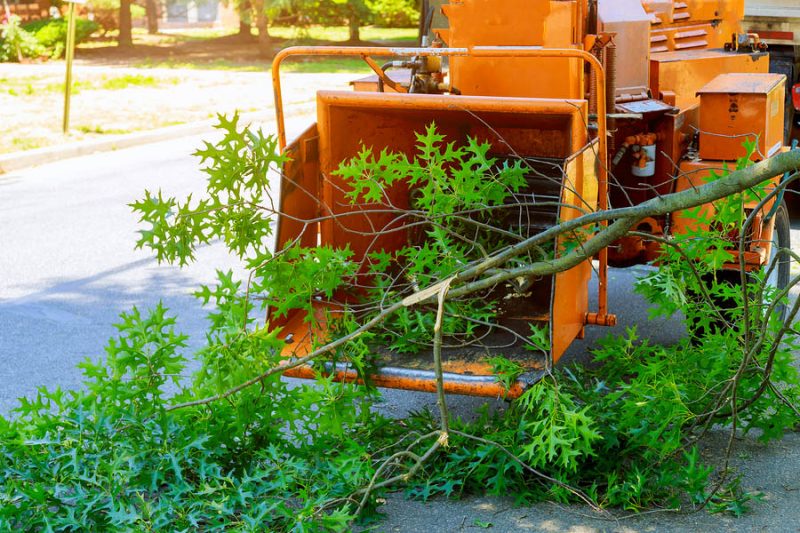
[{"x1": 62, "y1": 0, "x2": 83, "y2": 134}]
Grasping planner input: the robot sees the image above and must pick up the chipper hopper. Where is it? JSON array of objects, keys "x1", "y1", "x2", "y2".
[{"x1": 268, "y1": 0, "x2": 792, "y2": 398}]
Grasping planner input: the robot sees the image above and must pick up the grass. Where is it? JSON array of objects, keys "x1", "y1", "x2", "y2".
[
  {"x1": 6, "y1": 84, "x2": 36, "y2": 97},
  {"x1": 76, "y1": 125, "x2": 134, "y2": 135},
  {"x1": 46, "y1": 74, "x2": 174, "y2": 92},
  {"x1": 43, "y1": 80, "x2": 95, "y2": 93},
  {"x1": 268, "y1": 25, "x2": 418, "y2": 43},
  {"x1": 88, "y1": 25, "x2": 416, "y2": 48},
  {"x1": 97, "y1": 74, "x2": 178, "y2": 90},
  {"x1": 133, "y1": 58, "x2": 265, "y2": 72},
  {"x1": 157, "y1": 27, "x2": 239, "y2": 40},
  {"x1": 81, "y1": 28, "x2": 238, "y2": 48},
  {"x1": 1, "y1": 74, "x2": 180, "y2": 96},
  {"x1": 1, "y1": 75, "x2": 46, "y2": 96},
  {"x1": 81, "y1": 25, "x2": 417, "y2": 73},
  {"x1": 133, "y1": 56, "x2": 371, "y2": 74},
  {"x1": 1, "y1": 24, "x2": 408, "y2": 154},
  {"x1": 278, "y1": 57, "x2": 371, "y2": 73},
  {"x1": 10, "y1": 136, "x2": 49, "y2": 151}
]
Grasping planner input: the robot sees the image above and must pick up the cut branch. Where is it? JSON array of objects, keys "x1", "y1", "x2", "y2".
[{"x1": 166, "y1": 148, "x2": 800, "y2": 413}]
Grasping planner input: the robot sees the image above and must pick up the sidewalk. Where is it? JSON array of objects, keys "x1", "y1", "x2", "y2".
[
  {"x1": 0, "y1": 64, "x2": 353, "y2": 169},
  {"x1": 0, "y1": 107, "x2": 310, "y2": 174}
]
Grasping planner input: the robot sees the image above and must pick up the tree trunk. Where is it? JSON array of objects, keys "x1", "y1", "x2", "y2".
[
  {"x1": 348, "y1": 8, "x2": 361, "y2": 43},
  {"x1": 118, "y1": 0, "x2": 133, "y2": 48},
  {"x1": 146, "y1": 0, "x2": 158, "y2": 34},
  {"x1": 252, "y1": 0, "x2": 270, "y2": 57},
  {"x1": 237, "y1": 0, "x2": 252, "y2": 37}
]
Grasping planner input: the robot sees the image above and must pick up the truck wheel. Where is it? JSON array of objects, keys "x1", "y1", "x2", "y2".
[{"x1": 765, "y1": 199, "x2": 791, "y2": 321}]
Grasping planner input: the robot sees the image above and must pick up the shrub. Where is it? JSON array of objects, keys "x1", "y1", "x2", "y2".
[
  {"x1": 0, "y1": 15, "x2": 44, "y2": 62},
  {"x1": 86, "y1": 0, "x2": 146, "y2": 34},
  {"x1": 368, "y1": 0, "x2": 419, "y2": 27},
  {"x1": 23, "y1": 17, "x2": 100, "y2": 58},
  {"x1": 0, "y1": 116, "x2": 797, "y2": 530}
]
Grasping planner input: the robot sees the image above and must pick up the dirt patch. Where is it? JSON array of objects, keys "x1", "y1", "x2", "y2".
[
  {"x1": 0, "y1": 63, "x2": 357, "y2": 154},
  {"x1": 1, "y1": 29, "x2": 414, "y2": 154},
  {"x1": 77, "y1": 33, "x2": 270, "y2": 67},
  {"x1": 75, "y1": 30, "x2": 413, "y2": 70}
]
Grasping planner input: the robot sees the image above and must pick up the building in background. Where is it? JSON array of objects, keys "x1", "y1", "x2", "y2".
[
  {"x1": 162, "y1": 0, "x2": 237, "y2": 28},
  {"x1": 4, "y1": 0, "x2": 51, "y2": 22},
  {"x1": 744, "y1": 0, "x2": 800, "y2": 134}
]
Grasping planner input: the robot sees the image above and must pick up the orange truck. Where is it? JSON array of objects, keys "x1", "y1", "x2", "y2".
[{"x1": 269, "y1": 0, "x2": 792, "y2": 398}]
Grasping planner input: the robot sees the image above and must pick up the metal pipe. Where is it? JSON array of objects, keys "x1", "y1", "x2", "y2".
[
  {"x1": 314, "y1": 90, "x2": 587, "y2": 113},
  {"x1": 271, "y1": 44, "x2": 611, "y2": 322},
  {"x1": 282, "y1": 361, "x2": 541, "y2": 399}
]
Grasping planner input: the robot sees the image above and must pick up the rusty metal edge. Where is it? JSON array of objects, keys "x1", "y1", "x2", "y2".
[{"x1": 283, "y1": 361, "x2": 544, "y2": 400}]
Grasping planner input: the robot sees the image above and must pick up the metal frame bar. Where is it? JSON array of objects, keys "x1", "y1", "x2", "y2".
[{"x1": 283, "y1": 360, "x2": 543, "y2": 399}]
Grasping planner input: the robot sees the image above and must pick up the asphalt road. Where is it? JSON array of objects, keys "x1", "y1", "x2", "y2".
[{"x1": 1, "y1": 118, "x2": 799, "y2": 531}]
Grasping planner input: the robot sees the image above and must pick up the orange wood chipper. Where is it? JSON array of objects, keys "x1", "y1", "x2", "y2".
[{"x1": 268, "y1": 0, "x2": 792, "y2": 399}]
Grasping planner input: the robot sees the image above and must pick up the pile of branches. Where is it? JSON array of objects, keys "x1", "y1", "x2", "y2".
[{"x1": 1, "y1": 115, "x2": 799, "y2": 530}]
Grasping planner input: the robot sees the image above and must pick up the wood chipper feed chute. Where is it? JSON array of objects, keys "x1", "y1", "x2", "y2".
[{"x1": 272, "y1": 86, "x2": 601, "y2": 398}]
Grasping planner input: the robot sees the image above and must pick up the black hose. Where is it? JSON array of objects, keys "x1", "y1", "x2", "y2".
[
  {"x1": 418, "y1": 0, "x2": 428, "y2": 46},
  {"x1": 418, "y1": 0, "x2": 434, "y2": 46},
  {"x1": 587, "y1": 0, "x2": 598, "y2": 35},
  {"x1": 410, "y1": 1, "x2": 436, "y2": 94},
  {"x1": 378, "y1": 61, "x2": 393, "y2": 93}
]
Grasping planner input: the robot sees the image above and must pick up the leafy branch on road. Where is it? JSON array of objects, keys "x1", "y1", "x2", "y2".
[{"x1": 1, "y1": 115, "x2": 799, "y2": 530}]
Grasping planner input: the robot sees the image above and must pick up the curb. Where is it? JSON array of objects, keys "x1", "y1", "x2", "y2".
[{"x1": 0, "y1": 107, "x2": 307, "y2": 174}]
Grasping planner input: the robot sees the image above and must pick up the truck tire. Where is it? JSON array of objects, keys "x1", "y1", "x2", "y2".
[{"x1": 765, "y1": 199, "x2": 791, "y2": 320}]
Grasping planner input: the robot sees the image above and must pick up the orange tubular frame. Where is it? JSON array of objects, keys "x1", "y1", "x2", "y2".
[{"x1": 270, "y1": 45, "x2": 613, "y2": 394}]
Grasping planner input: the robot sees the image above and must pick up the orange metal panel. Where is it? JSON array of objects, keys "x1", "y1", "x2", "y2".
[
  {"x1": 599, "y1": 0, "x2": 652, "y2": 99},
  {"x1": 698, "y1": 73, "x2": 785, "y2": 161},
  {"x1": 685, "y1": 0, "x2": 744, "y2": 22},
  {"x1": 672, "y1": 158, "x2": 779, "y2": 267},
  {"x1": 699, "y1": 71, "x2": 786, "y2": 94},
  {"x1": 653, "y1": 104, "x2": 699, "y2": 196},
  {"x1": 643, "y1": 0, "x2": 744, "y2": 52},
  {"x1": 441, "y1": 0, "x2": 584, "y2": 99},
  {"x1": 315, "y1": 91, "x2": 588, "y2": 263},
  {"x1": 552, "y1": 141, "x2": 599, "y2": 361},
  {"x1": 649, "y1": 23, "x2": 721, "y2": 52},
  {"x1": 270, "y1": 95, "x2": 600, "y2": 395},
  {"x1": 441, "y1": 0, "x2": 550, "y2": 45},
  {"x1": 272, "y1": 45, "x2": 612, "y2": 325},
  {"x1": 276, "y1": 124, "x2": 320, "y2": 250},
  {"x1": 448, "y1": 56, "x2": 585, "y2": 99},
  {"x1": 649, "y1": 49, "x2": 770, "y2": 111}
]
